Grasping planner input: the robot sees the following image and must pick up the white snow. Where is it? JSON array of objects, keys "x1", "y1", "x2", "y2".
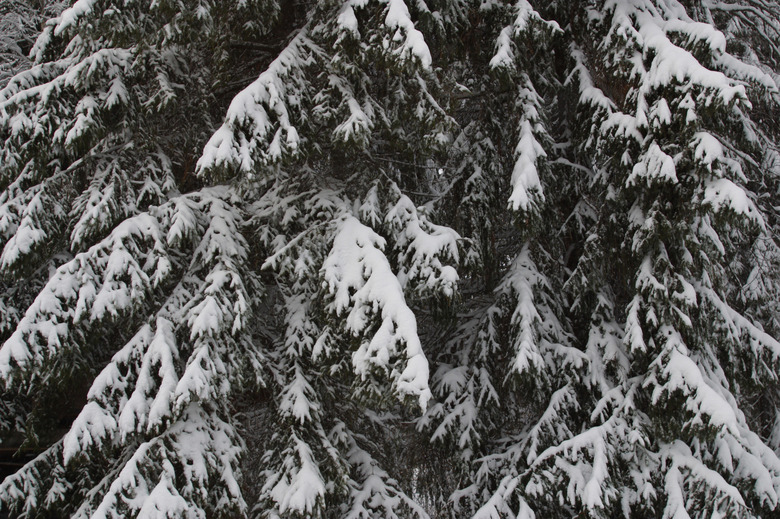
[
  {"x1": 701, "y1": 178, "x2": 763, "y2": 227},
  {"x1": 198, "y1": 31, "x2": 313, "y2": 174},
  {"x1": 63, "y1": 401, "x2": 117, "y2": 464},
  {"x1": 503, "y1": 249, "x2": 547, "y2": 376},
  {"x1": 322, "y1": 214, "x2": 431, "y2": 410},
  {"x1": 383, "y1": 0, "x2": 432, "y2": 68},
  {"x1": 53, "y1": 0, "x2": 97, "y2": 36},
  {"x1": 627, "y1": 143, "x2": 678, "y2": 187},
  {"x1": 279, "y1": 366, "x2": 320, "y2": 423},
  {"x1": 337, "y1": 4, "x2": 360, "y2": 37},
  {"x1": 385, "y1": 192, "x2": 460, "y2": 298},
  {"x1": 490, "y1": 1, "x2": 561, "y2": 71},
  {"x1": 270, "y1": 434, "x2": 326, "y2": 515},
  {"x1": 508, "y1": 118, "x2": 546, "y2": 212},
  {"x1": 649, "y1": 327, "x2": 738, "y2": 434}
]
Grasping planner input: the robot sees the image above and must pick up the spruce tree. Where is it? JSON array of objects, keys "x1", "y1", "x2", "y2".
[
  {"x1": 425, "y1": 1, "x2": 780, "y2": 518},
  {"x1": 0, "y1": 0, "x2": 457, "y2": 516},
  {"x1": 0, "y1": 1, "x2": 779, "y2": 518}
]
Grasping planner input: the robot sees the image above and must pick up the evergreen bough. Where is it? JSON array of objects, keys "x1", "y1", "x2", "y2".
[{"x1": 0, "y1": 1, "x2": 778, "y2": 518}]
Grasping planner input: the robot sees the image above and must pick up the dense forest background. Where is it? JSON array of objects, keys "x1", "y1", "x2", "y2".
[{"x1": 0, "y1": 0, "x2": 780, "y2": 517}]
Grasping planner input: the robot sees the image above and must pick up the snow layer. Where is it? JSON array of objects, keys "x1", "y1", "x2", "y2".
[{"x1": 323, "y1": 215, "x2": 431, "y2": 410}]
